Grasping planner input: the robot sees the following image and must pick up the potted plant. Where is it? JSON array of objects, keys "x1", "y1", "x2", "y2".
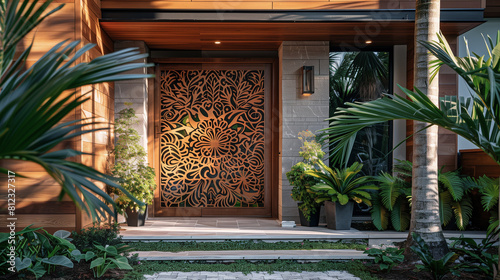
[
  {"x1": 307, "y1": 160, "x2": 377, "y2": 230},
  {"x1": 286, "y1": 130, "x2": 325, "y2": 226},
  {"x1": 111, "y1": 105, "x2": 156, "y2": 226},
  {"x1": 286, "y1": 162, "x2": 322, "y2": 226}
]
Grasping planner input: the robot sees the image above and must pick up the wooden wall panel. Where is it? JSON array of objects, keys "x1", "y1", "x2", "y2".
[
  {"x1": 460, "y1": 149, "x2": 500, "y2": 178},
  {"x1": 2, "y1": 1, "x2": 79, "y2": 233},
  {"x1": 101, "y1": 0, "x2": 484, "y2": 10},
  {"x1": 485, "y1": 0, "x2": 500, "y2": 18},
  {"x1": 77, "y1": 0, "x2": 115, "y2": 230},
  {"x1": 6, "y1": 0, "x2": 116, "y2": 233},
  {"x1": 0, "y1": 214, "x2": 76, "y2": 234}
]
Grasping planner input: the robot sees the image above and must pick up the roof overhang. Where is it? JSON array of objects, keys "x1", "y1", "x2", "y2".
[
  {"x1": 102, "y1": 9, "x2": 484, "y2": 23},
  {"x1": 100, "y1": 9, "x2": 485, "y2": 51}
]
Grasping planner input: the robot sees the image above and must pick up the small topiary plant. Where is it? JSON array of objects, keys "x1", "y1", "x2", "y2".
[{"x1": 110, "y1": 105, "x2": 156, "y2": 213}]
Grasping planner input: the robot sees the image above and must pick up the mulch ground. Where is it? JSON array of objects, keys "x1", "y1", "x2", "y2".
[
  {"x1": 1, "y1": 262, "x2": 127, "y2": 280},
  {"x1": 366, "y1": 263, "x2": 490, "y2": 280}
]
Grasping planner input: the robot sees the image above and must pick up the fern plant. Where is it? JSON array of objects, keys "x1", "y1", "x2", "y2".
[{"x1": 370, "y1": 160, "x2": 473, "y2": 231}]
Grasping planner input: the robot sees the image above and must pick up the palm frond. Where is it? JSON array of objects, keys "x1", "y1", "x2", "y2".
[
  {"x1": 391, "y1": 196, "x2": 411, "y2": 231},
  {"x1": 452, "y1": 197, "x2": 473, "y2": 230},
  {"x1": 376, "y1": 172, "x2": 404, "y2": 210},
  {"x1": 438, "y1": 170, "x2": 464, "y2": 201},
  {"x1": 370, "y1": 192, "x2": 389, "y2": 230},
  {"x1": 478, "y1": 176, "x2": 500, "y2": 211},
  {"x1": 0, "y1": 0, "x2": 154, "y2": 221},
  {"x1": 322, "y1": 31, "x2": 500, "y2": 169},
  {"x1": 439, "y1": 191, "x2": 454, "y2": 226}
]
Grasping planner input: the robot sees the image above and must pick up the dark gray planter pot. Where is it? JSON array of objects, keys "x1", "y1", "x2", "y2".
[
  {"x1": 125, "y1": 205, "x2": 148, "y2": 227},
  {"x1": 324, "y1": 200, "x2": 354, "y2": 230},
  {"x1": 298, "y1": 203, "x2": 321, "y2": 227}
]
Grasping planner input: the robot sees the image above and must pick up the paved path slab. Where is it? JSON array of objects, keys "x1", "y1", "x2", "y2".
[
  {"x1": 132, "y1": 249, "x2": 370, "y2": 261},
  {"x1": 144, "y1": 271, "x2": 360, "y2": 280},
  {"x1": 121, "y1": 217, "x2": 486, "y2": 246}
]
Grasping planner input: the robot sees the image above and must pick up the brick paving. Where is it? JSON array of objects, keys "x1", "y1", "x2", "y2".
[{"x1": 144, "y1": 271, "x2": 360, "y2": 280}]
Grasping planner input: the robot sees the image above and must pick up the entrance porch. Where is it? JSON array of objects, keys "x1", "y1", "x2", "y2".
[{"x1": 120, "y1": 217, "x2": 486, "y2": 247}]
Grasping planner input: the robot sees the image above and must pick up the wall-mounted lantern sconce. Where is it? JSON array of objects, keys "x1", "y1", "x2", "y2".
[{"x1": 302, "y1": 66, "x2": 314, "y2": 96}]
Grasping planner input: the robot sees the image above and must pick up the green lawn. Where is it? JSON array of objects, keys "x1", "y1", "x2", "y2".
[
  {"x1": 127, "y1": 240, "x2": 368, "y2": 252},
  {"x1": 122, "y1": 260, "x2": 378, "y2": 280}
]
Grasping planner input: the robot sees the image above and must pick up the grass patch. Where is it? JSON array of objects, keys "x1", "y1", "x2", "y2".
[
  {"x1": 123, "y1": 260, "x2": 378, "y2": 280},
  {"x1": 128, "y1": 240, "x2": 367, "y2": 252}
]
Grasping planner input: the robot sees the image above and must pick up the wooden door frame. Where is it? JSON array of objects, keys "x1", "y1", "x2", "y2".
[{"x1": 150, "y1": 58, "x2": 279, "y2": 218}]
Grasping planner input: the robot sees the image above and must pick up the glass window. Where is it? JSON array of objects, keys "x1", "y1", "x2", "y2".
[{"x1": 329, "y1": 51, "x2": 392, "y2": 216}]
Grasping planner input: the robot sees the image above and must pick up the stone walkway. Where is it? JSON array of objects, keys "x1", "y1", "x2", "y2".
[
  {"x1": 133, "y1": 249, "x2": 370, "y2": 261},
  {"x1": 144, "y1": 271, "x2": 360, "y2": 280}
]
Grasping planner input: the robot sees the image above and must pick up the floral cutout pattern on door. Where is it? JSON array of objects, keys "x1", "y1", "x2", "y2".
[{"x1": 160, "y1": 69, "x2": 265, "y2": 208}]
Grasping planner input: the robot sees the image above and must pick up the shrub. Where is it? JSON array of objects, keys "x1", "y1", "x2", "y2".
[
  {"x1": 363, "y1": 246, "x2": 404, "y2": 272},
  {"x1": 0, "y1": 225, "x2": 83, "y2": 279},
  {"x1": 72, "y1": 223, "x2": 123, "y2": 252},
  {"x1": 410, "y1": 233, "x2": 458, "y2": 280}
]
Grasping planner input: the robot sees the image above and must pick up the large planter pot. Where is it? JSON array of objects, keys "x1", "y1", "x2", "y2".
[
  {"x1": 298, "y1": 203, "x2": 321, "y2": 227},
  {"x1": 324, "y1": 200, "x2": 354, "y2": 230},
  {"x1": 125, "y1": 205, "x2": 148, "y2": 227}
]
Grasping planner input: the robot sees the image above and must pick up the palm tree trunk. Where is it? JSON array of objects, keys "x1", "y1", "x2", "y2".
[{"x1": 405, "y1": 0, "x2": 449, "y2": 260}]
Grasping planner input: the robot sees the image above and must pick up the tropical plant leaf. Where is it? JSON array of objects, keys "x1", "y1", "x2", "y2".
[
  {"x1": 439, "y1": 191, "x2": 453, "y2": 226},
  {"x1": 391, "y1": 196, "x2": 411, "y2": 231},
  {"x1": 90, "y1": 257, "x2": 105, "y2": 269},
  {"x1": 41, "y1": 256, "x2": 73, "y2": 268},
  {"x1": 438, "y1": 170, "x2": 464, "y2": 201},
  {"x1": 478, "y1": 176, "x2": 499, "y2": 211},
  {"x1": 15, "y1": 257, "x2": 31, "y2": 271},
  {"x1": 452, "y1": 197, "x2": 473, "y2": 230},
  {"x1": 370, "y1": 193, "x2": 389, "y2": 230},
  {"x1": 110, "y1": 256, "x2": 133, "y2": 270},
  {"x1": 377, "y1": 172, "x2": 404, "y2": 210},
  {"x1": 0, "y1": 0, "x2": 154, "y2": 222},
  {"x1": 322, "y1": 31, "x2": 500, "y2": 169},
  {"x1": 338, "y1": 194, "x2": 349, "y2": 205}
]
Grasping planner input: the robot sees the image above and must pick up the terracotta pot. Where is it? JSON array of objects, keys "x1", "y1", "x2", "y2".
[{"x1": 324, "y1": 200, "x2": 354, "y2": 230}]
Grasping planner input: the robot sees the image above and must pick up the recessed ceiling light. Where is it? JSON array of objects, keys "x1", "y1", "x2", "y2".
[
  {"x1": 366, "y1": 40, "x2": 373, "y2": 44},
  {"x1": 214, "y1": 41, "x2": 221, "y2": 44}
]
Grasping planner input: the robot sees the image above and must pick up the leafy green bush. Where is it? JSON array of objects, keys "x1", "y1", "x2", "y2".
[
  {"x1": 0, "y1": 225, "x2": 83, "y2": 279},
  {"x1": 72, "y1": 223, "x2": 123, "y2": 252},
  {"x1": 286, "y1": 162, "x2": 322, "y2": 221},
  {"x1": 363, "y1": 246, "x2": 404, "y2": 272},
  {"x1": 410, "y1": 233, "x2": 458, "y2": 280},
  {"x1": 450, "y1": 229, "x2": 499, "y2": 277},
  {"x1": 297, "y1": 130, "x2": 325, "y2": 163},
  {"x1": 111, "y1": 106, "x2": 156, "y2": 212}
]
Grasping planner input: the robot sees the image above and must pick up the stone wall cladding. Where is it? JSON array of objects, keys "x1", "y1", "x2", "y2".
[
  {"x1": 114, "y1": 41, "x2": 150, "y2": 158},
  {"x1": 280, "y1": 41, "x2": 330, "y2": 223}
]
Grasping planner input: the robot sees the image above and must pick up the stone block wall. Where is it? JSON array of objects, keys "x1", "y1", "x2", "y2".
[
  {"x1": 279, "y1": 41, "x2": 330, "y2": 223},
  {"x1": 114, "y1": 41, "x2": 150, "y2": 158}
]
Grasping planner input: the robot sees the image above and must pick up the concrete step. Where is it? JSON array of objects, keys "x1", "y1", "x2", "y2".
[
  {"x1": 132, "y1": 249, "x2": 371, "y2": 261},
  {"x1": 123, "y1": 230, "x2": 487, "y2": 247}
]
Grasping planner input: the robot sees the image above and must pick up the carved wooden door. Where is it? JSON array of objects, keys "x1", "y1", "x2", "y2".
[{"x1": 155, "y1": 64, "x2": 272, "y2": 216}]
